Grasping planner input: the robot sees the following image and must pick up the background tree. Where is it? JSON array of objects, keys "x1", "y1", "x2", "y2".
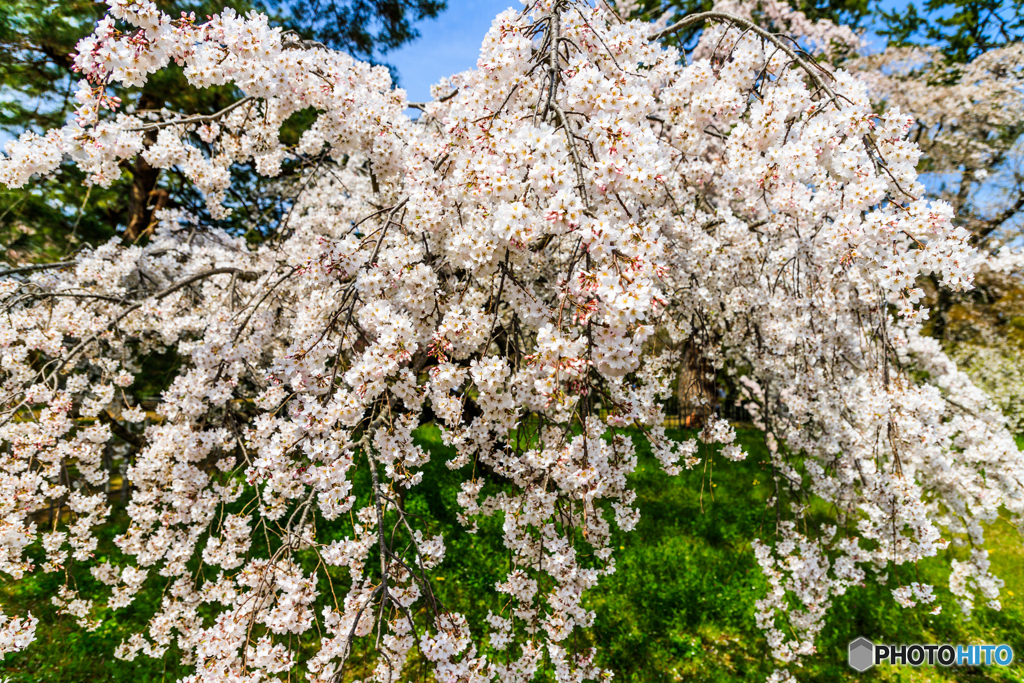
[
  {"x1": 877, "y1": 0, "x2": 1023, "y2": 62},
  {"x1": 853, "y1": 0, "x2": 1024, "y2": 429},
  {"x1": 263, "y1": 0, "x2": 445, "y2": 60},
  {"x1": 614, "y1": 0, "x2": 870, "y2": 51}
]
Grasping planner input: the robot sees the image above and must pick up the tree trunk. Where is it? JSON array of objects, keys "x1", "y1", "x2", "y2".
[
  {"x1": 677, "y1": 343, "x2": 717, "y2": 427},
  {"x1": 124, "y1": 94, "x2": 165, "y2": 241},
  {"x1": 124, "y1": 154, "x2": 166, "y2": 241}
]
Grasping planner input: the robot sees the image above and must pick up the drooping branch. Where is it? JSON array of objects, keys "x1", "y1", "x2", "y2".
[
  {"x1": 650, "y1": 11, "x2": 838, "y2": 101},
  {"x1": 48, "y1": 267, "x2": 260, "y2": 379}
]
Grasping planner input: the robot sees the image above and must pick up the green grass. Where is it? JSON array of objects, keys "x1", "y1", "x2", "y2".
[
  {"x1": 2, "y1": 427, "x2": 1022, "y2": 682},
  {"x1": 588, "y1": 429, "x2": 1024, "y2": 682}
]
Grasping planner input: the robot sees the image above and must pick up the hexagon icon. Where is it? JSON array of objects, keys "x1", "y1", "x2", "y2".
[{"x1": 848, "y1": 637, "x2": 875, "y2": 672}]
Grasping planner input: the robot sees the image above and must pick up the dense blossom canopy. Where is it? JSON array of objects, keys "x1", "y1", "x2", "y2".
[{"x1": 0, "y1": 0, "x2": 1022, "y2": 681}]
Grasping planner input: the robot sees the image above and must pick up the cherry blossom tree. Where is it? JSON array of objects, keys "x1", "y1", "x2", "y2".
[
  {"x1": 0, "y1": 0, "x2": 1022, "y2": 681},
  {"x1": 842, "y1": 13, "x2": 1024, "y2": 434}
]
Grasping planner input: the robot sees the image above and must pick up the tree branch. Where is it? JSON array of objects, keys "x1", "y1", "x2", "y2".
[
  {"x1": 0, "y1": 261, "x2": 76, "y2": 277},
  {"x1": 650, "y1": 12, "x2": 837, "y2": 100},
  {"x1": 48, "y1": 267, "x2": 259, "y2": 379},
  {"x1": 126, "y1": 96, "x2": 256, "y2": 133}
]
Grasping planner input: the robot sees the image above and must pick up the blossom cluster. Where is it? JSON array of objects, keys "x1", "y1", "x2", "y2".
[{"x1": 0, "y1": 0, "x2": 1021, "y2": 681}]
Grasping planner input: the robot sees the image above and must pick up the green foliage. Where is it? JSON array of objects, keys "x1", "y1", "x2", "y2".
[
  {"x1": 260, "y1": 0, "x2": 446, "y2": 65},
  {"x1": 3, "y1": 427, "x2": 1022, "y2": 682},
  {"x1": 591, "y1": 430, "x2": 1024, "y2": 682},
  {"x1": 0, "y1": 0, "x2": 257, "y2": 254},
  {"x1": 0, "y1": 0, "x2": 123, "y2": 260},
  {"x1": 0, "y1": 1, "x2": 104, "y2": 133},
  {"x1": 620, "y1": 0, "x2": 871, "y2": 53},
  {"x1": 876, "y1": 0, "x2": 1024, "y2": 63},
  {"x1": 0, "y1": 514, "x2": 193, "y2": 683},
  {"x1": 627, "y1": 0, "x2": 1023, "y2": 70}
]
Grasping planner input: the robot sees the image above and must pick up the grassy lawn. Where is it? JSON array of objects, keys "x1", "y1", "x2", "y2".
[
  {"x1": 587, "y1": 429, "x2": 1024, "y2": 682},
  {"x1": 2, "y1": 427, "x2": 1022, "y2": 682}
]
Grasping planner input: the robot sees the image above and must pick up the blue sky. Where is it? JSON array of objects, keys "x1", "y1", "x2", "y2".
[
  {"x1": 0, "y1": 0, "x2": 915, "y2": 144},
  {"x1": 384, "y1": 0, "x2": 1019, "y2": 240},
  {"x1": 386, "y1": 1, "x2": 910, "y2": 102},
  {"x1": 386, "y1": 1, "x2": 518, "y2": 103}
]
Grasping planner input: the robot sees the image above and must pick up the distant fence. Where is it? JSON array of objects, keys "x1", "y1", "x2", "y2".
[{"x1": 660, "y1": 394, "x2": 753, "y2": 430}]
